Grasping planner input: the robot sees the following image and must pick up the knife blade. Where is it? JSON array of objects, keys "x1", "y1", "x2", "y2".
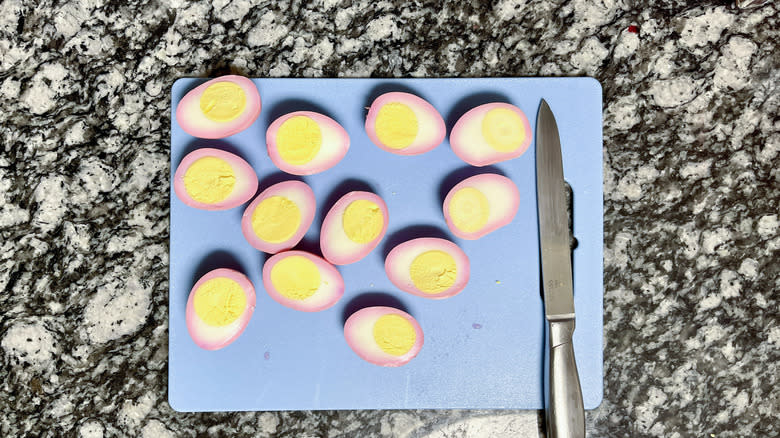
[{"x1": 536, "y1": 99, "x2": 585, "y2": 438}]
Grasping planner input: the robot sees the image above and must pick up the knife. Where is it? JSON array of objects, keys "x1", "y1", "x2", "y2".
[{"x1": 536, "y1": 99, "x2": 585, "y2": 438}]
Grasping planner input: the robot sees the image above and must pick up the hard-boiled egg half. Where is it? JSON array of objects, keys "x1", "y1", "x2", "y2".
[
  {"x1": 241, "y1": 180, "x2": 316, "y2": 254},
  {"x1": 176, "y1": 75, "x2": 261, "y2": 139},
  {"x1": 262, "y1": 251, "x2": 344, "y2": 312},
  {"x1": 443, "y1": 173, "x2": 520, "y2": 240},
  {"x1": 344, "y1": 306, "x2": 424, "y2": 367},
  {"x1": 266, "y1": 111, "x2": 349, "y2": 175},
  {"x1": 320, "y1": 191, "x2": 389, "y2": 265},
  {"x1": 186, "y1": 268, "x2": 256, "y2": 350},
  {"x1": 365, "y1": 92, "x2": 446, "y2": 155},
  {"x1": 450, "y1": 103, "x2": 532, "y2": 166},
  {"x1": 173, "y1": 148, "x2": 258, "y2": 210},
  {"x1": 385, "y1": 238, "x2": 470, "y2": 299}
]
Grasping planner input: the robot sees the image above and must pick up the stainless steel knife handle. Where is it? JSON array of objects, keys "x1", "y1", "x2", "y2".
[{"x1": 547, "y1": 319, "x2": 585, "y2": 438}]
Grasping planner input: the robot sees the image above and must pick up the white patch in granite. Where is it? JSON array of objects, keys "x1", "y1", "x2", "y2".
[
  {"x1": 118, "y1": 392, "x2": 156, "y2": 428},
  {"x1": 652, "y1": 42, "x2": 678, "y2": 79},
  {"x1": 701, "y1": 324, "x2": 727, "y2": 344},
  {"x1": 106, "y1": 231, "x2": 143, "y2": 253},
  {"x1": 699, "y1": 294, "x2": 722, "y2": 311},
  {"x1": 419, "y1": 413, "x2": 539, "y2": 438},
  {"x1": 1, "y1": 319, "x2": 60, "y2": 372},
  {"x1": 335, "y1": 6, "x2": 357, "y2": 30},
  {"x1": 738, "y1": 258, "x2": 758, "y2": 279},
  {"x1": 569, "y1": 37, "x2": 608, "y2": 74},
  {"x1": 679, "y1": 227, "x2": 700, "y2": 258},
  {"x1": 257, "y1": 412, "x2": 279, "y2": 434},
  {"x1": 32, "y1": 175, "x2": 68, "y2": 233},
  {"x1": 0, "y1": 203, "x2": 29, "y2": 227},
  {"x1": 614, "y1": 31, "x2": 639, "y2": 59},
  {"x1": 175, "y1": 1, "x2": 210, "y2": 27},
  {"x1": 713, "y1": 36, "x2": 757, "y2": 91},
  {"x1": 269, "y1": 61, "x2": 291, "y2": 77},
  {"x1": 539, "y1": 62, "x2": 562, "y2": 76},
  {"x1": 54, "y1": 1, "x2": 91, "y2": 39},
  {"x1": 635, "y1": 387, "x2": 667, "y2": 433},
  {"x1": 141, "y1": 419, "x2": 175, "y2": 438},
  {"x1": 365, "y1": 15, "x2": 400, "y2": 41},
  {"x1": 21, "y1": 62, "x2": 71, "y2": 115},
  {"x1": 756, "y1": 214, "x2": 778, "y2": 238},
  {"x1": 82, "y1": 275, "x2": 151, "y2": 344},
  {"x1": 494, "y1": 0, "x2": 529, "y2": 21},
  {"x1": 768, "y1": 326, "x2": 780, "y2": 347},
  {"x1": 247, "y1": 11, "x2": 289, "y2": 47},
  {"x1": 64, "y1": 120, "x2": 88, "y2": 146},
  {"x1": 648, "y1": 77, "x2": 701, "y2": 108},
  {"x1": 719, "y1": 269, "x2": 742, "y2": 298},
  {"x1": 1, "y1": 77, "x2": 21, "y2": 99},
  {"x1": 678, "y1": 7, "x2": 734, "y2": 48},
  {"x1": 213, "y1": 0, "x2": 251, "y2": 23},
  {"x1": 680, "y1": 159, "x2": 713, "y2": 180},
  {"x1": 759, "y1": 134, "x2": 778, "y2": 163},
  {"x1": 565, "y1": 0, "x2": 620, "y2": 38},
  {"x1": 721, "y1": 340, "x2": 736, "y2": 362},
  {"x1": 607, "y1": 95, "x2": 640, "y2": 130},
  {"x1": 48, "y1": 395, "x2": 75, "y2": 417},
  {"x1": 615, "y1": 165, "x2": 659, "y2": 201},
  {"x1": 77, "y1": 157, "x2": 115, "y2": 198},
  {"x1": 78, "y1": 420, "x2": 104, "y2": 438},
  {"x1": 379, "y1": 412, "x2": 424, "y2": 436},
  {"x1": 702, "y1": 228, "x2": 731, "y2": 255},
  {"x1": 0, "y1": 0, "x2": 23, "y2": 33}
]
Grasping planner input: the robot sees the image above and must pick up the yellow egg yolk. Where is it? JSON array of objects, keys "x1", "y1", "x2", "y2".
[
  {"x1": 251, "y1": 196, "x2": 301, "y2": 243},
  {"x1": 193, "y1": 277, "x2": 247, "y2": 326},
  {"x1": 409, "y1": 250, "x2": 457, "y2": 294},
  {"x1": 372, "y1": 314, "x2": 416, "y2": 356},
  {"x1": 342, "y1": 200, "x2": 383, "y2": 244},
  {"x1": 482, "y1": 108, "x2": 526, "y2": 152},
  {"x1": 375, "y1": 102, "x2": 419, "y2": 149},
  {"x1": 270, "y1": 256, "x2": 321, "y2": 301},
  {"x1": 449, "y1": 187, "x2": 490, "y2": 233},
  {"x1": 276, "y1": 116, "x2": 323, "y2": 165},
  {"x1": 183, "y1": 157, "x2": 236, "y2": 204},
  {"x1": 199, "y1": 82, "x2": 247, "y2": 122}
]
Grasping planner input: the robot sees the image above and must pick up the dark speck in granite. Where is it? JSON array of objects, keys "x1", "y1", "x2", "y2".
[{"x1": 1, "y1": 1, "x2": 778, "y2": 437}]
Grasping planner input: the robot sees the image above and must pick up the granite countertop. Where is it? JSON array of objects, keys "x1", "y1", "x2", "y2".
[{"x1": 1, "y1": 1, "x2": 778, "y2": 437}]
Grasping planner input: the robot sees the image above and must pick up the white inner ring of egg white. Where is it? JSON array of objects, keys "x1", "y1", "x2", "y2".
[
  {"x1": 455, "y1": 107, "x2": 523, "y2": 160},
  {"x1": 388, "y1": 243, "x2": 463, "y2": 292},
  {"x1": 402, "y1": 101, "x2": 442, "y2": 150},
  {"x1": 191, "y1": 306, "x2": 247, "y2": 344},
  {"x1": 179, "y1": 83, "x2": 253, "y2": 132},
  {"x1": 348, "y1": 313, "x2": 408, "y2": 360},
  {"x1": 254, "y1": 187, "x2": 314, "y2": 241},
  {"x1": 276, "y1": 258, "x2": 341, "y2": 307},
  {"x1": 455, "y1": 178, "x2": 518, "y2": 230},
  {"x1": 324, "y1": 202, "x2": 383, "y2": 255},
  {"x1": 302, "y1": 118, "x2": 345, "y2": 166}
]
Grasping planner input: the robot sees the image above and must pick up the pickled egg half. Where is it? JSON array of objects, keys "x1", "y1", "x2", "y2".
[
  {"x1": 385, "y1": 238, "x2": 470, "y2": 299},
  {"x1": 320, "y1": 191, "x2": 389, "y2": 265},
  {"x1": 186, "y1": 268, "x2": 256, "y2": 350},
  {"x1": 267, "y1": 111, "x2": 350, "y2": 175},
  {"x1": 262, "y1": 251, "x2": 344, "y2": 312},
  {"x1": 241, "y1": 180, "x2": 316, "y2": 254},
  {"x1": 450, "y1": 103, "x2": 532, "y2": 166},
  {"x1": 176, "y1": 75, "x2": 261, "y2": 139},
  {"x1": 365, "y1": 92, "x2": 446, "y2": 155},
  {"x1": 344, "y1": 306, "x2": 424, "y2": 367},
  {"x1": 173, "y1": 148, "x2": 258, "y2": 210},
  {"x1": 443, "y1": 173, "x2": 520, "y2": 240}
]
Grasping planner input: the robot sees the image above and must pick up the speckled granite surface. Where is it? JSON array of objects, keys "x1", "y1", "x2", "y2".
[{"x1": 1, "y1": 1, "x2": 778, "y2": 437}]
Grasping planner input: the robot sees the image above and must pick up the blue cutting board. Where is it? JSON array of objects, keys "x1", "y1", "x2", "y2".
[{"x1": 169, "y1": 78, "x2": 603, "y2": 412}]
